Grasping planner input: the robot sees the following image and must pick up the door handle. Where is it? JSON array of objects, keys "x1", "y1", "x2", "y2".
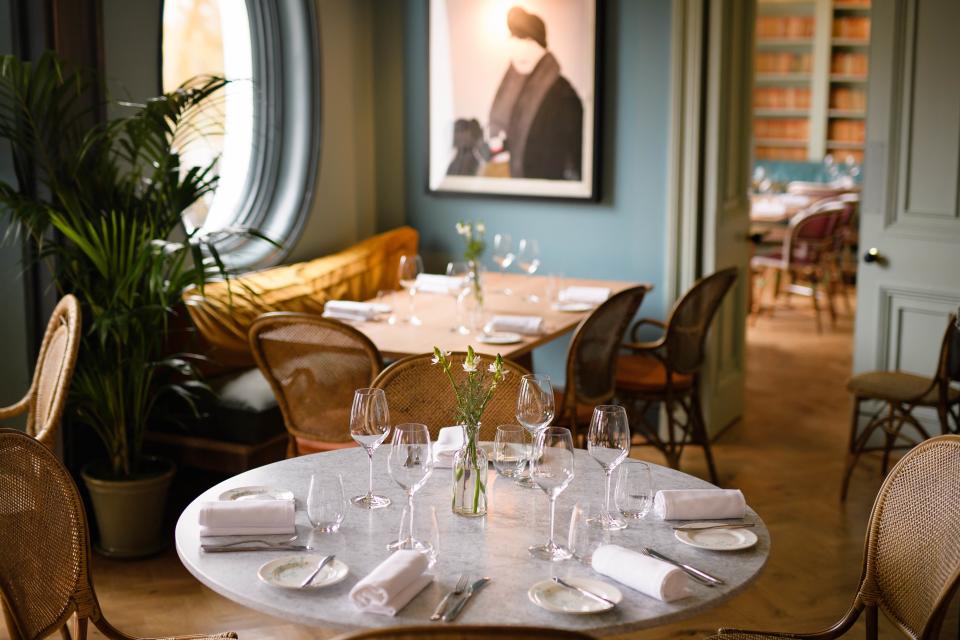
[{"x1": 863, "y1": 248, "x2": 886, "y2": 265}]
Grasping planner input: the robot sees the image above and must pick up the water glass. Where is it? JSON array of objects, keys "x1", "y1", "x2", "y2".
[
  {"x1": 615, "y1": 461, "x2": 653, "y2": 519},
  {"x1": 395, "y1": 504, "x2": 440, "y2": 567},
  {"x1": 567, "y1": 501, "x2": 607, "y2": 564},
  {"x1": 306, "y1": 473, "x2": 346, "y2": 533},
  {"x1": 349, "y1": 388, "x2": 391, "y2": 509},
  {"x1": 493, "y1": 425, "x2": 528, "y2": 478}
]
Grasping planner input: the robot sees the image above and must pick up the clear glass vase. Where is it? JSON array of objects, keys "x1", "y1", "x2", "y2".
[
  {"x1": 452, "y1": 423, "x2": 488, "y2": 517},
  {"x1": 456, "y1": 262, "x2": 485, "y2": 334}
]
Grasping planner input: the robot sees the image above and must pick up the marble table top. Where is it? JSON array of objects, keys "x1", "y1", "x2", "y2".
[{"x1": 175, "y1": 448, "x2": 769, "y2": 636}]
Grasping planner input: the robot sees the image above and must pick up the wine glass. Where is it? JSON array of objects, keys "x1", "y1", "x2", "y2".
[
  {"x1": 349, "y1": 388, "x2": 391, "y2": 509},
  {"x1": 387, "y1": 423, "x2": 434, "y2": 550},
  {"x1": 586, "y1": 405, "x2": 630, "y2": 530},
  {"x1": 398, "y1": 254, "x2": 424, "y2": 325},
  {"x1": 516, "y1": 238, "x2": 542, "y2": 301},
  {"x1": 528, "y1": 426, "x2": 575, "y2": 561},
  {"x1": 515, "y1": 374, "x2": 555, "y2": 488},
  {"x1": 492, "y1": 233, "x2": 515, "y2": 294},
  {"x1": 306, "y1": 473, "x2": 346, "y2": 533},
  {"x1": 446, "y1": 261, "x2": 471, "y2": 335}
]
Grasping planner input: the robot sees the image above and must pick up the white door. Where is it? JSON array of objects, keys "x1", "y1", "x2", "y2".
[{"x1": 853, "y1": 0, "x2": 960, "y2": 398}]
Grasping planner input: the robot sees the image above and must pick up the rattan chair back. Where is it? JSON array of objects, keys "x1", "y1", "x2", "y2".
[
  {"x1": 564, "y1": 285, "x2": 650, "y2": 407},
  {"x1": 330, "y1": 625, "x2": 595, "y2": 640},
  {"x1": 664, "y1": 268, "x2": 738, "y2": 375},
  {"x1": 371, "y1": 352, "x2": 531, "y2": 441},
  {"x1": 249, "y1": 312, "x2": 384, "y2": 446},
  {"x1": 784, "y1": 199, "x2": 846, "y2": 265}
]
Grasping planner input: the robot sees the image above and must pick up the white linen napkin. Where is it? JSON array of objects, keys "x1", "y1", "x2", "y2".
[
  {"x1": 433, "y1": 426, "x2": 464, "y2": 469},
  {"x1": 415, "y1": 274, "x2": 464, "y2": 295},
  {"x1": 349, "y1": 550, "x2": 433, "y2": 616},
  {"x1": 591, "y1": 544, "x2": 693, "y2": 602},
  {"x1": 653, "y1": 489, "x2": 747, "y2": 520},
  {"x1": 322, "y1": 300, "x2": 391, "y2": 321},
  {"x1": 486, "y1": 314, "x2": 544, "y2": 335},
  {"x1": 558, "y1": 286, "x2": 611, "y2": 305},
  {"x1": 198, "y1": 499, "x2": 295, "y2": 537}
]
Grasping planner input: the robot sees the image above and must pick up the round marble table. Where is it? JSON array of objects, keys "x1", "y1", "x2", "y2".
[{"x1": 175, "y1": 448, "x2": 769, "y2": 637}]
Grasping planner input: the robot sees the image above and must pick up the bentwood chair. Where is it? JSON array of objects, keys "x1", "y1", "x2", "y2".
[
  {"x1": 0, "y1": 428, "x2": 237, "y2": 640},
  {"x1": 841, "y1": 314, "x2": 960, "y2": 501},
  {"x1": 249, "y1": 312, "x2": 383, "y2": 456},
  {"x1": 331, "y1": 626, "x2": 595, "y2": 640},
  {"x1": 371, "y1": 352, "x2": 531, "y2": 441},
  {"x1": 0, "y1": 294, "x2": 81, "y2": 448},
  {"x1": 555, "y1": 285, "x2": 651, "y2": 443},
  {"x1": 614, "y1": 268, "x2": 738, "y2": 484},
  {"x1": 709, "y1": 434, "x2": 960, "y2": 640}
]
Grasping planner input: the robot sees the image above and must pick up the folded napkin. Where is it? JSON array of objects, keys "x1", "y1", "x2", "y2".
[
  {"x1": 349, "y1": 550, "x2": 433, "y2": 616},
  {"x1": 653, "y1": 489, "x2": 747, "y2": 520},
  {"x1": 592, "y1": 544, "x2": 693, "y2": 602},
  {"x1": 486, "y1": 314, "x2": 544, "y2": 336},
  {"x1": 198, "y1": 499, "x2": 295, "y2": 537},
  {"x1": 415, "y1": 274, "x2": 464, "y2": 294},
  {"x1": 322, "y1": 300, "x2": 391, "y2": 321},
  {"x1": 558, "y1": 286, "x2": 611, "y2": 305},
  {"x1": 433, "y1": 426, "x2": 464, "y2": 468}
]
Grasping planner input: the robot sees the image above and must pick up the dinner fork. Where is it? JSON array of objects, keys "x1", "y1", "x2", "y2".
[{"x1": 431, "y1": 573, "x2": 469, "y2": 621}]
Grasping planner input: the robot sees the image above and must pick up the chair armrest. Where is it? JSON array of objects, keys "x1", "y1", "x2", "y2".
[
  {"x1": 623, "y1": 340, "x2": 665, "y2": 353},
  {"x1": 629, "y1": 317, "x2": 667, "y2": 344},
  {"x1": 0, "y1": 393, "x2": 30, "y2": 421}
]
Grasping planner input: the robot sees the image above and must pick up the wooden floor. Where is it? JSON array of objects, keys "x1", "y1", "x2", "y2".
[{"x1": 5, "y1": 301, "x2": 954, "y2": 639}]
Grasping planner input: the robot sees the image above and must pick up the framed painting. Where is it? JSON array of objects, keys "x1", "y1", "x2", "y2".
[{"x1": 427, "y1": 0, "x2": 602, "y2": 201}]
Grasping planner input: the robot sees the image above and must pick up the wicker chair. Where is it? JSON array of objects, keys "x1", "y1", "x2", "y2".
[
  {"x1": 0, "y1": 428, "x2": 237, "y2": 640},
  {"x1": 555, "y1": 285, "x2": 651, "y2": 442},
  {"x1": 708, "y1": 434, "x2": 960, "y2": 640},
  {"x1": 371, "y1": 352, "x2": 531, "y2": 441},
  {"x1": 330, "y1": 626, "x2": 595, "y2": 640},
  {"x1": 614, "y1": 268, "x2": 738, "y2": 484},
  {"x1": 0, "y1": 294, "x2": 81, "y2": 448},
  {"x1": 249, "y1": 312, "x2": 384, "y2": 456},
  {"x1": 841, "y1": 314, "x2": 960, "y2": 501}
]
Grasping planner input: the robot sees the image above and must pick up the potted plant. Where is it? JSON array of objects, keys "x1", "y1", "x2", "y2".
[{"x1": 0, "y1": 52, "x2": 268, "y2": 556}]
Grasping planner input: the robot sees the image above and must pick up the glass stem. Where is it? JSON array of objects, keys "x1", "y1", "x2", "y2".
[
  {"x1": 604, "y1": 469, "x2": 613, "y2": 516},
  {"x1": 547, "y1": 495, "x2": 557, "y2": 548},
  {"x1": 408, "y1": 494, "x2": 415, "y2": 543},
  {"x1": 367, "y1": 450, "x2": 374, "y2": 497}
]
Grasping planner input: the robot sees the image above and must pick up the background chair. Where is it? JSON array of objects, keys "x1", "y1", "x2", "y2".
[
  {"x1": 330, "y1": 626, "x2": 595, "y2": 640},
  {"x1": 0, "y1": 294, "x2": 81, "y2": 448},
  {"x1": 709, "y1": 434, "x2": 960, "y2": 640},
  {"x1": 842, "y1": 314, "x2": 960, "y2": 500},
  {"x1": 371, "y1": 352, "x2": 530, "y2": 441},
  {"x1": 615, "y1": 268, "x2": 738, "y2": 484},
  {"x1": 0, "y1": 428, "x2": 237, "y2": 640},
  {"x1": 555, "y1": 285, "x2": 651, "y2": 443},
  {"x1": 249, "y1": 312, "x2": 383, "y2": 456}
]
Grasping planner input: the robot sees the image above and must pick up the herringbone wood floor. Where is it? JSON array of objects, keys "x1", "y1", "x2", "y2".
[{"x1": 5, "y1": 302, "x2": 956, "y2": 639}]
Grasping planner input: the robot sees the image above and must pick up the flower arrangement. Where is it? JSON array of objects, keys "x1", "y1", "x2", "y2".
[{"x1": 432, "y1": 345, "x2": 506, "y2": 516}]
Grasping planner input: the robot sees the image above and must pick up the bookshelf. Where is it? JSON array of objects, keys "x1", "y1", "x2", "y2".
[{"x1": 754, "y1": 0, "x2": 870, "y2": 164}]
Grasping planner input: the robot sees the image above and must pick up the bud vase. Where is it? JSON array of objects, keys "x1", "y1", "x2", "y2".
[{"x1": 452, "y1": 423, "x2": 487, "y2": 517}]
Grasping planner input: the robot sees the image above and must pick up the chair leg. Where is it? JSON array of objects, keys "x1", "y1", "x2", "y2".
[
  {"x1": 691, "y1": 391, "x2": 720, "y2": 486},
  {"x1": 810, "y1": 277, "x2": 823, "y2": 333},
  {"x1": 841, "y1": 403, "x2": 893, "y2": 501},
  {"x1": 847, "y1": 397, "x2": 862, "y2": 454},
  {"x1": 880, "y1": 404, "x2": 898, "y2": 476},
  {"x1": 663, "y1": 399, "x2": 681, "y2": 469}
]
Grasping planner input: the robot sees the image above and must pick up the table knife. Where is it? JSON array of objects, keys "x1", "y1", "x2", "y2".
[
  {"x1": 201, "y1": 544, "x2": 310, "y2": 553},
  {"x1": 430, "y1": 573, "x2": 468, "y2": 621},
  {"x1": 442, "y1": 577, "x2": 489, "y2": 622},
  {"x1": 643, "y1": 547, "x2": 725, "y2": 585}
]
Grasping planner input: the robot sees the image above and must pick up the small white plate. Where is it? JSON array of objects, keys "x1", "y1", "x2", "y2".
[
  {"x1": 219, "y1": 486, "x2": 295, "y2": 502},
  {"x1": 257, "y1": 556, "x2": 349, "y2": 590},
  {"x1": 674, "y1": 525, "x2": 758, "y2": 551},
  {"x1": 528, "y1": 577, "x2": 622, "y2": 614},
  {"x1": 477, "y1": 331, "x2": 524, "y2": 345},
  {"x1": 553, "y1": 302, "x2": 595, "y2": 313}
]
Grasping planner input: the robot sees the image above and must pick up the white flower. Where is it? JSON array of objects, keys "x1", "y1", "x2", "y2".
[
  {"x1": 456, "y1": 222, "x2": 469, "y2": 236},
  {"x1": 431, "y1": 354, "x2": 441, "y2": 365},
  {"x1": 487, "y1": 362, "x2": 499, "y2": 374},
  {"x1": 462, "y1": 360, "x2": 478, "y2": 373},
  {"x1": 476, "y1": 222, "x2": 486, "y2": 234}
]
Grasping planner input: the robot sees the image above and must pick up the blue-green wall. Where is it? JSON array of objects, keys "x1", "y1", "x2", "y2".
[{"x1": 401, "y1": 0, "x2": 673, "y2": 382}]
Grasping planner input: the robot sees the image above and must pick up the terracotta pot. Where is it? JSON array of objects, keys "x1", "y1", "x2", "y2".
[{"x1": 81, "y1": 457, "x2": 175, "y2": 558}]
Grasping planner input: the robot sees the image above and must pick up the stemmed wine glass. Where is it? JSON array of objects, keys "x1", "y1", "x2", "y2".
[
  {"x1": 492, "y1": 233, "x2": 515, "y2": 294},
  {"x1": 398, "y1": 254, "x2": 424, "y2": 325},
  {"x1": 387, "y1": 423, "x2": 434, "y2": 551},
  {"x1": 516, "y1": 239, "x2": 542, "y2": 301},
  {"x1": 586, "y1": 405, "x2": 631, "y2": 530},
  {"x1": 515, "y1": 374, "x2": 555, "y2": 488},
  {"x1": 349, "y1": 388, "x2": 392, "y2": 509},
  {"x1": 528, "y1": 426, "x2": 575, "y2": 561}
]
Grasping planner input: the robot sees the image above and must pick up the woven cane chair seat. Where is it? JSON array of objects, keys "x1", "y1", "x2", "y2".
[
  {"x1": 614, "y1": 352, "x2": 694, "y2": 393},
  {"x1": 847, "y1": 371, "x2": 960, "y2": 405},
  {"x1": 331, "y1": 625, "x2": 595, "y2": 640}
]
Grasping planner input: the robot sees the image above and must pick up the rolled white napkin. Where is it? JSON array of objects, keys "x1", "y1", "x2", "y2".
[
  {"x1": 486, "y1": 314, "x2": 544, "y2": 336},
  {"x1": 653, "y1": 489, "x2": 747, "y2": 520},
  {"x1": 198, "y1": 499, "x2": 295, "y2": 537},
  {"x1": 322, "y1": 300, "x2": 391, "y2": 321},
  {"x1": 433, "y1": 426, "x2": 464, "y2": 468},
  {"x1": 558, "y1": 286, "x2": 611, "y2": 305},
  {"x1": 349, "y1": 550, "x2": 433, "y2": 616},
  {"x1": 591, "y1": 544, "x2": 693, "y2": 602},
  {"x1": 415, "y1": 274, "x2": 464, "y2": 294}
]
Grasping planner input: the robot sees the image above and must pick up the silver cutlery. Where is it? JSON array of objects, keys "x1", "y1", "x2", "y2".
[
  {"x1": 299, "y1": 554, "x2": 335, "y2": 589},
  {"x1": 672, "y1": 522, "x2": 756, "y2": 531},
  {"x1": 442, "y1": 577, "x2": 490, "y2": 622},
  {"x1": 642, "y1": 548, "x2": 724, "y2": 586},
  {"x1": 201, "y1": 543, "x2": 310, "y2": 553},
  {"x1": 430, "y1": 573, "x2": 469, "y2": 621},
  {"x1": 551, "y1": 577, "x2": 617, "y2": 608}
]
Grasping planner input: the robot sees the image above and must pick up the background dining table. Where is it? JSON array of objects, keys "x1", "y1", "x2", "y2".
[{"x1": 175, "y1": 448, "x2": 770, "y2": 637}]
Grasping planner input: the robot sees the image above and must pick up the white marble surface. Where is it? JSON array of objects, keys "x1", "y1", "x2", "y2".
[{"x1": 175, "y1": 449, "x2": 769, "y2": 636}]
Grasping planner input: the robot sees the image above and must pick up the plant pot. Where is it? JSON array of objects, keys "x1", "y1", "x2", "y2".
[{"x1": 81, "y1": 457, "x2": 176, "y2": 558}]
